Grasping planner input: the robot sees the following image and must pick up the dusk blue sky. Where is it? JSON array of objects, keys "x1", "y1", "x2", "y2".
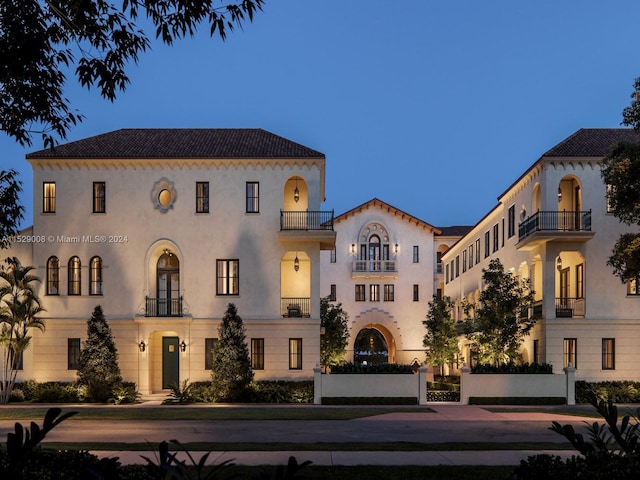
[{"x1": 2, "y1": 1, "x2": 640, "y2": 229}]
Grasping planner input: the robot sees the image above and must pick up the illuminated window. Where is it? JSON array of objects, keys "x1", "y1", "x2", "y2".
[
  {"x1": 602, "y1": 338, "x2": 615, "y2": 370},
  {"x1": 47, "y1": 256, "x2": 59, "y2": 295},
  {"x1": 196, "y1": 182, "x2": 209, "y2": 213},
  {"x1": 216, "y1": 259, "x2": 239, "y2": 295},
  {"x1": 93, "y1": 182, "x2": 105, "y2": 213},
  {"x1": 68, "y1": 256, "x2": 81, "y2": 295},
  {"x1": 43, "y1": 182, "x2": 56, "y2": 213},
  {"x1": 289, "y1": 338, "x2": 302, "y2": 369},
  {"x1": 90, "y1": 256, "x2": 103, "y2": 295}
]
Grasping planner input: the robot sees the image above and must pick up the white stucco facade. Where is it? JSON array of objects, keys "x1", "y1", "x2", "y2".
[
  {"x1": 320, "y1": 198, "x2": 465, "y2": 367},
  {"x1": 442, "y1": 128, "x2": 640, "y2": 381},
  {"x1": 6, "y1": 129, "x2": 336, "y2": 393}
]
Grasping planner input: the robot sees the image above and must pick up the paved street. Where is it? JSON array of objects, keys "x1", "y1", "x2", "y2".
[{"x1": 0, "y1": 404, "x2": 594, "y2": 465}]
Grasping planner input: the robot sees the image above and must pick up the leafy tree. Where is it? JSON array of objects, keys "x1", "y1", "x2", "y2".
[
  {"x1": 463, "y1": 258, "x2": 535, "y2": 366},
  {"x1": 319, "y1": 296, "x2": 349, "y2": 371},
  {"x1": 0, "y1": 0, "x2": 265, "y2": 147},
  {"x1": 211, "y1": 303, "x2": 253, "y2": 401},
  {"x1": 0, "y1": 257, "x2": 45, "y2": 404},
  {"x1": 0, "y1": 170, "x2": 24, "y2": 249},
  {"x1": 423, "y1": 295, "x2": 459, "y2": 376},
  {"x1": 600, "y1": 81, "x2": 640, "y2": 282},
  {"x1": 77, "y1": 305, "x2": 122, "y2": 402}
]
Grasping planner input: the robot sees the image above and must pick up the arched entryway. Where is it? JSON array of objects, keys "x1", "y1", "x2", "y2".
[{"x1": 354, "y1": 328, "x2": 388, "y2": 364}]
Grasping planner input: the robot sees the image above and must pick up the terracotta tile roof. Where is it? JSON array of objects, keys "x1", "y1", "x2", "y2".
[
  {"x1": 542, "y1": 128, "x2": 640, "y2": 157},
  {"x1": 436, "y1": 225, "x2": 474, "y2": 237},
  {"x1": 26, "y1": 128, "x2": 324, "y2": 159}
]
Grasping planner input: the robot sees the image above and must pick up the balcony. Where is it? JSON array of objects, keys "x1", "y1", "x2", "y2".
[
  {"x1": 145, "y1": 296, "x2": 183, "y2": 317},
  {"x1": 278, "y1": 210, "x2": 336, "y2": 250},
  {"x1": 281, "y1": 297, "x2": 311, "y2": 318},
  {"x1": 528, "y1": 298, "x2": 585, "y2": 319},
  {"x1": 351, "y1": 260, "x2": 398, "y2": 279},
  {"x1": 516, "y1": 210, "x2": 594, "y2": 250},
  {"x1": 280, "y1": 210, "x2": 334, "y2": 231}
]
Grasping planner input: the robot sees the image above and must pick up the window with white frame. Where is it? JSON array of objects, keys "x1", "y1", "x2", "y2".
[
  {"x1": 289, "y1": 338, "x2": 302, "y2": 369},
  {"x1": 370, "y1": 284, "x2": 380, "y2": 302},
  {"x1": 246, "y1": 181, "x2": 259, "y2": 213},
  {"x1": 355, "y1": 284, "x2": 365, "y2": 301},
  {"x1": 384, "y1": 284, "x2": 394, "y2": 301},
  {"x1": 43, "y1": 182, "x2": 56, "y2": 213},
  {"x1": 89, "y1": 256, "x2": 103, "y2": 295},
  {"x1": 93, "y1": 182, "x2": 105, "y2": 213},
  {"x1": 47, "y1": 256, "x2": 59, "y2": 295},
  {"x1": 68, "y1": 256, "x2": 81, "y2": 295},
  {"x1": 251, "y1": 338, "x2": 264, "y2": 370}
]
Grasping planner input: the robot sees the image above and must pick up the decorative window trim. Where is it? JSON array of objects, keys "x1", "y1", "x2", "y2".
[{"x1": 151, "y1": 177, "x2": 177, "y2": 213}]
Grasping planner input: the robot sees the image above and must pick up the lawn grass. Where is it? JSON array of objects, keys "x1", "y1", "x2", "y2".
[{"x1": 0, "y1": 406, "x2": 432, "y2": 421}]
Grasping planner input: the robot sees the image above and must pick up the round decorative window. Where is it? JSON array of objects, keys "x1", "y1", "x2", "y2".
[{"x1": 151, "y1": 178, "x2": 177, "y2": 213}]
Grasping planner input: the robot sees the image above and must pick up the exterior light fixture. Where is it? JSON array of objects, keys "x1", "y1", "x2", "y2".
[
  {"x1": 139, "y1": 340, "x2": 146, "y2": 352},
  {"x1": 394, "y1": 243, "x2": 398, "y2": 254},
  {"x1": 163, "y1": 248, "x2": 172, "y2": 256},
  {"x1": 558, "y1": 187, "x2": 562, "y2": 202},
  {"x1": 351, "y1": 243, "x2": 355, "y2": 254},
  {"x1": 294, "y1": 177, "x2": 300, "y2": 203},
  {"x1": 180, "y1": 340, "x2": 187, "y2": 352},
  {"x1": 294, "y1": 253, "x2": 300, "y2": 272},
  {"x1": 556, "y1": 256, "x2": 562, "y2": 271}
]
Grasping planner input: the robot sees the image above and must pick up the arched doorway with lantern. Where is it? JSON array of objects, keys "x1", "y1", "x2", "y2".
[{"x1": 353, "y1": 327, "x2": 389, "y2": 364}]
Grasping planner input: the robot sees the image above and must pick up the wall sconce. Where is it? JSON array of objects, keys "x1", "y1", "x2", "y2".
[
  {"x1": 293, "y1": 177, "x2": 300, "y2": 203},
  {"x1": 394, "y1": 243, "x2": 398, "y2": 254},
  {"x1": 180, "y1": 340, "x2": 187, "y2": 352},
  {"x1": 556, "y1": 256, "x2": 562, "y2": 271},
  {"x1": 138, "y1": 340, "x2": 146, "y2": 352},
  {"x1": 557, "y1": 187, "x2": 562, "y2": 202},
  {"x1": 294, "y1": 253, "x2": 300, "y2": 272},
  {"x1": 351, "y1": 243, "x2": 355, "y2": 254},
  {"x1": 163, "y1": 248, "x2": 172, "y2": 256}
]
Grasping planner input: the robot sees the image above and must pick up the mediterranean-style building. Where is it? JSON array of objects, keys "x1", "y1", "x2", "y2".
[
  {"x1": 7, "y1": 128, "x2": 336, "y2": 394},
  {"x1": 442, "y1": 128, "x2": 640, "y2": 381},
  {"x1": 319, "y1": 198, "x2": 469, "y2": 367},
  {"x1": 5, "y1": 127, "x2": 640, "y2": 389}
]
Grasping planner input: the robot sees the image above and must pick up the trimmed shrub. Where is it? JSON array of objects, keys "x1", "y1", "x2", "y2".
[
  {"x1": 30, "y1": 382, "x2": 81, "y2": 403},
  {"x1": 8, "y1": 389, "x2": 25, "y2": 403},
  {"x1": 330, "y1": 362, "x2": 415, "y2": 374},
  {"x1": 471, "y1": 362, "x2": 553, "y2": 374},
  {"x1": 576, "y1": 380, "x2": 640, "y2": 404},
  {"x1": 248, "y1": 380, "x2": 313, "y2": 403}
]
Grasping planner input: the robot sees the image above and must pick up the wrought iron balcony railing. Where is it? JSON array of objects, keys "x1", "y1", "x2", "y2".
[
  {"x1": 281, "y1": 297, "x2": 311, "y2": 317},
  {"x1": 145, "y1": 296, "x2": 183, "y2": 317},
  {"x1": 518, "y1": 210, "x2": 592, "y2": 242},
  {"x1": 280, "y1": 210, "x2": 334, "y2": 231},
  {"x1": 555, "y1": 297, "x2": 585, "y2": 318},
  {"x1": 352, "y1": 260, "x2": 397, "y2": 273}
]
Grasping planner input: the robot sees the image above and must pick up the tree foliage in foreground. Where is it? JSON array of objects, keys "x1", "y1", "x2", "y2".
[
  {"x1": 0, "y1": 0, "x2": 264, "y2": 147},
  {"x1": 211, "y1": 303, "x2": 253, "y2": 401},
  {"x1": 423, "y1": 295, "x2": 459, "y2": 375},
  {"x1": 320, "y1": 296, "x2": 349, "y2": 370},
  {"x1": 463, "y1": 259, "x2": 535, "y2": 366},
  {"x1": 0, "y1": 257, "x2": 45, "y2": 404},
  {"x1": 0, "y1": 170, "x2": 24, "y2": 249}
]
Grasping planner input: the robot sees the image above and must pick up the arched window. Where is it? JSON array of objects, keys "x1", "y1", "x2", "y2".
[
  {"x1": 46, "y1": 256, "x2": 59, "y2": 295},
  {"x1": 68, "y1": 256, "x2": 81, "y2": 295},
  {"x1": 90, "y1": 256, "x2": 102, "y2": 295}
]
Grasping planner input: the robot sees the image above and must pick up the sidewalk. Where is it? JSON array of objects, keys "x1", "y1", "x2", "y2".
[{"x1": 93, "y1": 448, "x2": 576, "y2": 466}]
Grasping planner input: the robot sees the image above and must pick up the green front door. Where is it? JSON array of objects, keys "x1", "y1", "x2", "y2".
[{"x1": 162, "y1": 336, "x2": 180, "y2": 389}]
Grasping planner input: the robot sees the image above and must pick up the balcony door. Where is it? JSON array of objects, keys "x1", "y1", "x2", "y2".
[
  {"x1": 157, "y1": 252, "x2": 180, "y2": 316},
  {"x1": 369, "y1": 235, "x2": 380, "y2": 271},
  {"x1": 559, "y1": 267, "x2": 570, "y2": 307}
]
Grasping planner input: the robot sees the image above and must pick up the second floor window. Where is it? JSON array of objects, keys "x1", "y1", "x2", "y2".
[
  {"x1": 196, "y1": 182, "x2": 209, "y2": 213},
  {"x1": 68, "y1": 256, "x2": 81, "y2": 295},
  {"x1": 246, "y1": 182, "x2": 259, "y2": 213},
  {"x1": 47, "y1": 256, "x2": 59, "y2": 295},
  {"x1": 492, "y1": 224, "x2": 499, "y2": 252},
  {"x1": 89, "y1": 256, "x2": 103, "y2": 295},
  {"x1": 329, "y1": 284, "x2": 336, "y2": 301},
  {"x1": 484, "y1": 231, "x2": 490, "y2": 258},
  {"x1": 384, "y1": 284, "x2": 394, "y2": 301},
  {"x1": 413, "y1": 246, "x2": 419, "y2": 263},
  {"x1": 370, "y1": 284, "x2": 380, "y2": 302},
  {"x1": 43, "y1": 182, "x2": 56, "y2": 213},
  {"x1": 93, "y1": 182, "x2": 105, "y2": 213},
  {"x1": 627, "y1": 277, "x2": 640, "y2": 296},
  {"x1": 508, "y1": 205, "x2": 516, "y2": 238},
  {"x1": 413, "y1": 284, "x2": 419, "y2": 302},
  {"x1": 216, "y1": 259, "x2": 239, "y2": 295},
  {"x1": 355, "y1": 284, "x2": 365, "y2": 302}
]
